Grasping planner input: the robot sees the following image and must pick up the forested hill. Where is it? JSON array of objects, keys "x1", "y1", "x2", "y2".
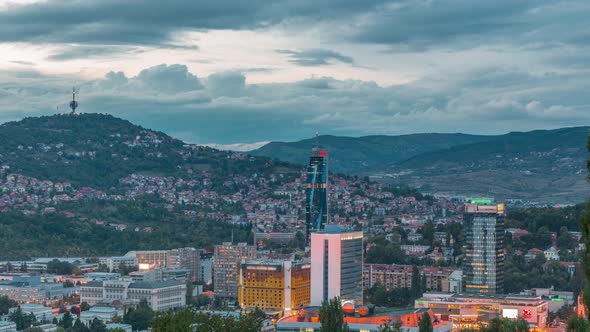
[
  {"x1": 0, "y1": 113, "x2": 303, "y2": 259},
  {"x1": 250, "y1": 133, "x2": 490, "y2": 174},
  {"x1": 251, "y1": 127, "x2": 590, "y2": 203},
  {"x1": 0, "y1": 113, "x2": 297, "y2": 189}
]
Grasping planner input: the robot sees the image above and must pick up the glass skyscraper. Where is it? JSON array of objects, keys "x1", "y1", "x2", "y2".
[
  {"x1": 305, "y1": 148, "x2": 328, "y2": 241},
  {"x1": 463, "y1": 200, "x2": 505, "y2": 294}
]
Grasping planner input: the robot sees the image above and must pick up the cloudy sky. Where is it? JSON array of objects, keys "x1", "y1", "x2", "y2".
[{"x1": 0, "y1": 0, "x2": 589, "y2": 149}]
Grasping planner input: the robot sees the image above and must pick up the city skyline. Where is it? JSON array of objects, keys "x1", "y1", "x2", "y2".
[{"x1": 0, "y1": 0, "x2": 589, "y2": 146}]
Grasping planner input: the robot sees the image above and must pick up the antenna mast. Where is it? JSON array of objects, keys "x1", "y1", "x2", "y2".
[
  {"x1": 312, "y1": 131, "x2": 320, "y2": 154},
  {"x1": 69, "y1": 87, "x2": 78, "y2": 115}
]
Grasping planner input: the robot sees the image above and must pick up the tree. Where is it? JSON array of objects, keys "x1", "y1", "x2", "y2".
[
  {"x1": 411, "y1": 266, "x2": 422, "y2": 299},
  {"x1": 319, "y1": 297, "x2": 349, "y2": 332},
  {"x1": 151, "y1": 309, "x2": 195, "y2": 332},
  {"x1": 89, "y1": 318, "x2": 107, "y2": 332},
  {"x1": 23, "y1": 328, "x2": 43, "y2": 332},
  {"x1": 418, "y1": 312, "x2": 432, "y2": 332},
  {"x1": 80, "y1": 302, "x2": 91, "y2": 312},
  {"x1": 567, "y1": 316, "x2": 590, "y2": 332},
  {"x1": 123, "y1": 299, "x2": 153, "y2": 331},
  {"x1": 379, "y1": 319, "x2": 403, "y2": 332},
  {"x1": 73, "y1": 318, "x2": 89, "y2": 332},
  {"x1": 186, "y1": 282, "x2": 195, "y2": 305},
  {"x1": 59, "y1": 311, "x2": 74, "y2": 329},
  {"x1": 0, "y1": 295, "x2": 17, "y2": 315},
  {"x1": 481, "y1": 318, "x2": 528, "y2": 332},
  {"x1": 9, "y1": 306, "x2": 36, "y2": 330}
]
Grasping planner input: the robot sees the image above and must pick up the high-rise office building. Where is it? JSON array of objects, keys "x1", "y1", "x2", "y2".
[
  {"x1": 213, "y1": 242, "x2": 256, "y2": 299},
  {"x1": 310, "y1": 225, "x2": 363, "y2": 305},
  {"x1": 238, "y1": 259, "x2": 311, "y2": 311},
  {"x1": 463, "y1": 199, "x2": 505, "y2": 294},
  {"x1": 305, "y1": 144, "x2": 328, "y2": 241}
]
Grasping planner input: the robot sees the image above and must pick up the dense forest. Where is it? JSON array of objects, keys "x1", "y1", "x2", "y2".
[{"x1": 0, "y1": 202, "x2": 251, "y2": 259}]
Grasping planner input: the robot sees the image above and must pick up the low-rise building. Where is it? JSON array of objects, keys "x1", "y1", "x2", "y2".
[
  {"x1": 80, "y1": 279, "x2": 186, "y2": 311},
  {"x1": 0, "y1": 321, "x2": 16, "y2": 332},
  {"x1": 9, "y1": 304, "x2": 53, "y2": 321},
  {"x1": 415, "y1": 292, "x2": 548, "y2": 330},
  {"x1": 276, "y1": 306, "x2": 451, "y2": 332},
  {"x1": 80, "y1": 306, "x2": 123, "y2": 325},
  {"x1": 105, "y1": 323, "x2": 132, "y2": 332}
]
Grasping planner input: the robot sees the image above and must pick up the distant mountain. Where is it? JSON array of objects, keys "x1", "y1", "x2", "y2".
[
  {"x1": 250, "y1": 133, "x2": 491, "y2": 174},
  {"x1": 251, "y1": 127, "x2": 590, "y2": 203}
]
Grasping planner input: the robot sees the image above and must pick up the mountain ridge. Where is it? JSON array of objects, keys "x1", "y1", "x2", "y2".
[{"x1": 251, "y1": 126, "x2": 590, "y2": 203}]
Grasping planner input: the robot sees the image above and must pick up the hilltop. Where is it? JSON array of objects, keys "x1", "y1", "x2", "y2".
[
  {"x1": 0, "y1": 113, "x2": 435, "y2": 259},
  {"x1": 251, "y1": 127, "x2": 590, "y2": 203},
  {"x1": 0, "y1": 113, "x2": 296, "y2": 189}
]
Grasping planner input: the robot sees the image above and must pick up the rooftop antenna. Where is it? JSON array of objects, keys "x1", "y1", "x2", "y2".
[
  {"x1": 312, "y1": 131, "x2": 320, "y2": 154},
  {"x1": 69, "y1": 87, "x2": 78, "y2": 115}
]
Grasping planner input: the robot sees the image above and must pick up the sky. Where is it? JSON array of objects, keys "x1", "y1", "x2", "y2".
[{"x1": 0, "y1": 0, "x2": 589, "y2": 150}]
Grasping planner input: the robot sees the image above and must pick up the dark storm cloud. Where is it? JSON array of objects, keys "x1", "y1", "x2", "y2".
[
  {"x1": 348, "y1": 0, "x2": 590, "y2": 49},
  {"x1": 276, "y1": 49, "x2": 354, "y2": 66},
  {"x1": 0, "y1": 0, "x2": 386, "y2": 45}
]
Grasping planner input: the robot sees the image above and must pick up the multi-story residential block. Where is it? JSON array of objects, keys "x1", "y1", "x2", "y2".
[
  {"x1": 363, "y1": 264, "x2": 456, "y2": 292},
  {"x1": 238, "y1": 259, "x2": 310, "y2": 311},
  {"x1": 200, "y1": 250, "x2": 213, "y2": 285},
  {"x1": 213, "y1": 242, "x2": 256, "y2": 299},
  {"x1": 125, "y1": 250, "x2": 170, "y2": 270},
  {"x1": 100, "y1": 256, "x2": 138, "y2": 272},
  {"x1": 168, "y1": 247, "x2": 200, "y2": 283}
]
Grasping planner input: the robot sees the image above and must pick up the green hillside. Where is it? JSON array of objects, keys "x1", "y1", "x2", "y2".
[{"x1": 251, "y1": 133, "x2": 490, "y2": 174}]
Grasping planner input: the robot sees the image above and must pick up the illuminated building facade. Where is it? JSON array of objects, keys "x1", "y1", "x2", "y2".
[
  {"x1": 277, "y1": 307, "x2": 450, "y2": 332},
  {"x1": 125, "y1": 250, "x2": 170, "y2": 270},
  {"x1": 310, "y1": 225, "x2": 363, "y2": 306},
  {"x1": 238, "y1": 260, "x2": 311, "y2": 311},
  {"x1": 305, "y1": 147, "x2": 328, "y2": 241},
  {"x1": 213, "y1": 242, "x2": 256, "y2": 299},
  {"x1": 463, "y1": 200, "x2": 505, "y2": 294},
  {"x1": 415, "y1": 292, "x2": 548, "y2": 329}
]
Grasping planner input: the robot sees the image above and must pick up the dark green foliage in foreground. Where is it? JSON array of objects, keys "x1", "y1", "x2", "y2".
[
  {"x1": 319, "y1": 297, "x2": 349, "y2": 332},
  {"x1": 0, "y1": 296, "x2": 17, "y2": 315},
  {"x1": 567, "y1": 316, "x2": 590, "y2": 332},
  {"x1": 150, "y1": 308, "x2": 264, "y2": 332},
  {"x1": 418, "y1": 312, "x2": 432, "y2": 332},
  {"x1": 123, "y1": 299, "x2": 154, "y2": 331}
]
